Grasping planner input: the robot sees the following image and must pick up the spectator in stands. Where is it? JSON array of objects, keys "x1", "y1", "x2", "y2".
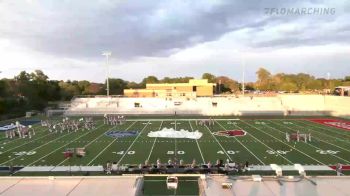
[
  {"x1": 336, "y1": 163, "x2": 343, "y2": 176},
  {"x1": 144, "y1": 160, "x2": 149, "y2": 166},
  {"x1": 179, "y1": 159, "x2": 184, "y2": 166},
  {"x1": 173, "y1": 157, "x2": 178, "y2": 166},
  {"x1": 191, "y1": 159, "x2": 196, "y2": 168},
  {"x1": 224, "y1": 162, "x2": 229, "y2": 170},
  {"x1": 106, "y1": 161, "x2": 112, "y2": 174},
  {"x1": 235, "y1": 163, "x2": 241, "y2": 173},
  {"x1": 216, "y1": 159, "x2": 223, "y2": 167},
  {"x1": 111, "y1": 162, "x2": 118, "y2": 172},
  {"x1": 156, "y1": 158, "x2": 161, "y2": 168}
]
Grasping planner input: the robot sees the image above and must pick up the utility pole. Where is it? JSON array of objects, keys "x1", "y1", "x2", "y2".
[
  {"x1": 327, "y1": 72, "x2": 331, "y2": 95},
  {"x1": 102, "y1": 51, "x2": 112, "y2": 96},
  {"x1": 242, "y1": 55, "x2": 246, "y2": 96}
]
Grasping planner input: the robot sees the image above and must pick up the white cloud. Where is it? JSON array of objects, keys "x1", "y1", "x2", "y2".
[{"x1": 0, "y1": 0, "x2": 349, "y2": 82}]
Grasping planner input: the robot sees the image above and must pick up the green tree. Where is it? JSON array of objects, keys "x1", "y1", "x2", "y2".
[
  {"x1": 59, "y1": 80, "x2": 80, "y2": 100},
  {"x1": 202, "y1": 73, "x2": 216, "y2": 83},
  {"x1": 344, "y1": 76, "x2": 350, "y2": 81},
  {"x1": 85, "y1": 83, "x2": 103, "y2": 94},
  {"x1": 215, "y1": 76, "x2": 240, "y2": 93},
  {"x1": 126, "y1": 82, "x2": 142, "y2": 89},
  {"x1": 140, "y1": 76, "x2": 159, "y2": 88},
  {"x1": 142, "y1": 76, "x2": 159, "y2": 84},
  {"x1": 256, "y1": 68, "x2": 272, "y2": 90},
  {"x1": 160, "y1": 77, "x2": 193, "y2": 83},
  {"x1": 107, "y1": 78, "x2": 128, "y2": 95},
  {"x1": 280, "y1": 82, "x2": 298, "y2": 92},
  {"x1": 0, "y1": 80, "x2": 8, "y2": 97}
]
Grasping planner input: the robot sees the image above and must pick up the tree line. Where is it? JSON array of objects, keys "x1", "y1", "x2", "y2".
[
  {"x1": 254, "y1": 68, "x2": 350, "y2": 92},
  {"x1": 0, "y1": 69, "x2": 349, "y2": 119}
]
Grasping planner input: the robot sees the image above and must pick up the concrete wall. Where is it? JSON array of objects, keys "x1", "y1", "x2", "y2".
[
  {"x1": 66, "y1": 95, "x2": 350, "y2": 117},
  {"x1": 324, "y1": 96, "x2": 350, "y2": 116}
]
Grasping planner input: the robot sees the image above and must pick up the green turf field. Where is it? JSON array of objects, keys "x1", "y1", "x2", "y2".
[{"x1": 1, "y1": 117, "x2": 350, "y2": 170}]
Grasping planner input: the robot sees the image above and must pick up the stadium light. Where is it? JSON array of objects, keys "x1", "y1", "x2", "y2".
[{"x1": 102, "y1": 51, "x2": 112, "y2": 97}]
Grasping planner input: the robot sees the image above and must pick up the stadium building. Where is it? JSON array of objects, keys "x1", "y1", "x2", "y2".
[
  {"x1": 65, "y1": 94, "x2": 350, "y2": 117},
  {"x1": 124, "y1": 79, "x2": 216, "y2": 98},
  {"x1": 335, "y1": 86, "x2": 350, "y2": 96}
]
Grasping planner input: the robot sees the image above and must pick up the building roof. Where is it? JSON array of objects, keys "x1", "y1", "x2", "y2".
[
  {"x1": 146, "y1": 79, "x2": 216, "y2": 87},
  {"x1": 1, "y1": 175, "x2": 350, "y2": 196},
  {"x1": 0, "y1": 176, "x2": 139, "y2": 196},
  {"x1": 336, "y1": 86, "x2": 350, "y2": 89}
]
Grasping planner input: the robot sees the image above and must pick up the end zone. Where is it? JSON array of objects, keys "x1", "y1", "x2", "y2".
[{"x1": 308, "y1": 119, "x2": 350, "y2": 131}]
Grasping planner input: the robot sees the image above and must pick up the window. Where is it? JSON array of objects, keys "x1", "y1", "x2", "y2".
[
  {"x1": 192, "y1": 86, "x2": 197, "y2": 92},
  {"x1": 134, "y1": 102, "x2": 140, "y2": 107},
  {"x1": 174, "y1": 102, "x2": 182, "y2": 106},
  {"x1": 212, "y1": 102, "x2": 217, "y2": 107}
]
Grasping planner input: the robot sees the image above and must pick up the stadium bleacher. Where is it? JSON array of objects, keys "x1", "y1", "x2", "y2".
[{"x1": 65, "y1": 95, "x2": 350, "y2": 117}]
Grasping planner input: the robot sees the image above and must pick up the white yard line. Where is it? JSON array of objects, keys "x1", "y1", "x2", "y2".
[
  {"x1": 0, "y1": 131, "x2": 75, "y2": 165},
  {"x1": 188, "y1": 121, "x2": 205, "y2": 164},
  {"x1": 289, "y1": 121, "x2": 350, "y2": 153},
  {"x1": 274, "y1": 119, "x2": 350, "y2": 138},
  {"x1": 116, "y1": 121, "x2": 151, "y2": 165},
  {"x1": 55, "y1": 124, "x2": 111, "y2": 166},
  {"x1": 27, "y1": 124, "x2": 105, "y2": 167},
  {"x1": 1, "y1": 119, "x2": 104, "y2": 153},
  {"x1": 215, "y1": 120, "x2": 265, "y2": 165},
  {"x1": 298, "y1": 120, "x2": 350, "y2": 138},
  {"x1": 267, "y1": 120, "x2": 350, "y2": 164},
  {"x1": 125, "y1": 118, "x2": 240, "y2": 121},
  {"x1": 0, "y1": 131, "x2": 55, "y2": 154},
  {"x1": 295, "y1": 120, "x2": 350, "y2": 143},
  {"x1": 0, "y1": 134, "x2": 24, "y2": 145},
  {"x1": 241, "y1": 121, "x2": 326, "y2": 165},
  {"x1": 227, "y1": 121, "x2": 293, "y2": 164},
  {"x1": 0, "y1": 125, "x2": 47, "y2": 146},
  {"x1": 203, "y1": 123, "x2": 232, "y2": 161},
  {"x1": 146, "y1": 121, "x2": 163, "y2": 162},
  {"x1": 87, "y1": 121, "x2": 137, "y2": 166}
]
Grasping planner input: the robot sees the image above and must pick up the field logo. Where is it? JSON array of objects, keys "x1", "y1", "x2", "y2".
[
  {"x1": 213, "y1": 130, "x2": 246, "y2": 137},
  {"x1": 105, "y1": 130, "x2": 138, "y2": 138},
  {"x1": 309, "y1": 119, "x2": 350, "y2": 131},
  {"x1": 13, "y1": 151, "x2": 36, "y2": 156}
]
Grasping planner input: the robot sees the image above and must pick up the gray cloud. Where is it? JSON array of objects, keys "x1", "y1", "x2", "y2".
[
  {"x1": 2, "y1": 0, "x2": 341, "y2": 60},
  {"x1": 0, "y1": 0, "x2": 349, "y2": 83}
]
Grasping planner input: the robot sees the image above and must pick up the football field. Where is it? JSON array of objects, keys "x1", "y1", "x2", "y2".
[{"x1": 1, "y1": 117, "x2": 350, "y2": 169}]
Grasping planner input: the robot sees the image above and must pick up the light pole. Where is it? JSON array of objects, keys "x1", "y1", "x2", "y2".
[
  {"x1": 102, "y1": 51, "x2": 112, "y2": 97},
  {"x1": 327, "y1": 72, "x2": 331, "y2": 94},
  {"x1": 241, "y1": 54, "x2": 246, "y2": 96}
]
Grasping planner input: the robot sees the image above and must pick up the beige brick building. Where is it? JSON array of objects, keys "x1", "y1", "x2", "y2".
[{"x1": 124, "y1": 79, "x2": 216, "y2": 98}]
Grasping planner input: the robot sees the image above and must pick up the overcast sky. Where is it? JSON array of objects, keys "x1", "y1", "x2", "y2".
[{"x1": 0, "y1": 0, "x2": 349, "y2": 82}]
